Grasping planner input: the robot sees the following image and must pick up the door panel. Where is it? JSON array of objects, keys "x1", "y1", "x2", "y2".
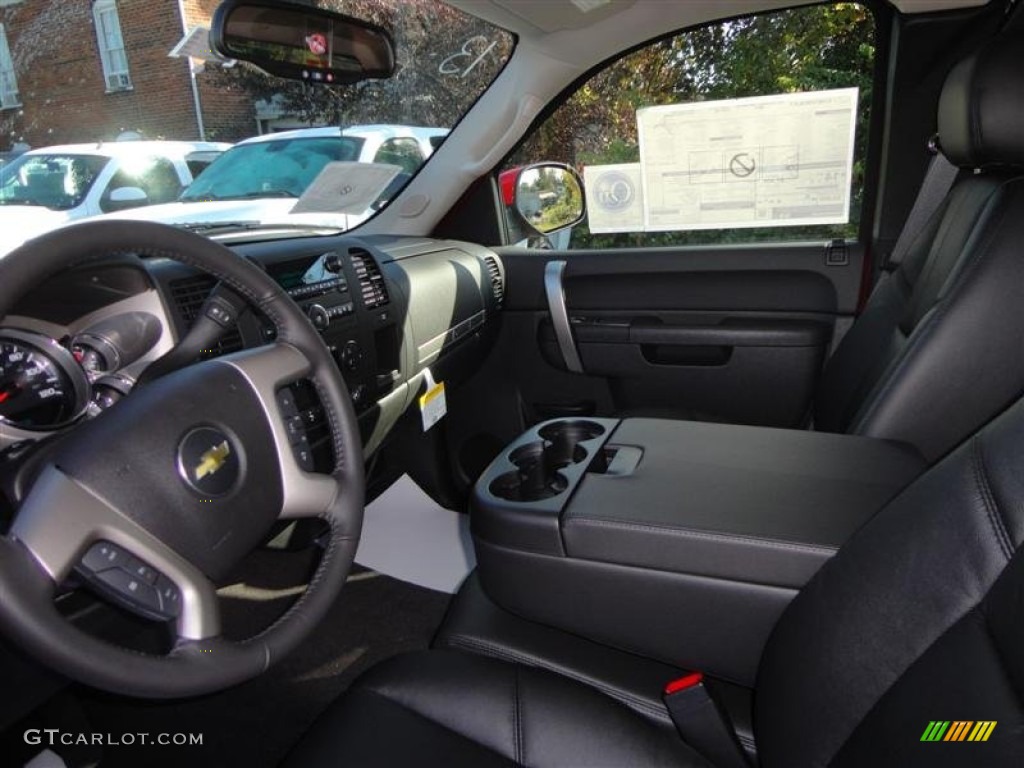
[{"x1": 491, "y1": 241, "x2": 862, "y2": 429}]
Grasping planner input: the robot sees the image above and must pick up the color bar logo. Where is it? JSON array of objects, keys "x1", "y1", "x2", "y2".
[{"x1": 920, "y1": 721, "x2": 997, "y2": 742}]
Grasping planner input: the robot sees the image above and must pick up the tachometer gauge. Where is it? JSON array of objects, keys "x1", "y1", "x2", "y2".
[{"x1": 0, "y1": 330, "x2": 90, "y2": 430}]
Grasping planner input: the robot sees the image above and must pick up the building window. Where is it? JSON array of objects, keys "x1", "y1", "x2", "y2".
[
  {"x1": 0, "y1": 24, "x2": 18, "y2": 109},
  {"x1": 93, "y1": 0, "x2": 132, "y2": 92}
]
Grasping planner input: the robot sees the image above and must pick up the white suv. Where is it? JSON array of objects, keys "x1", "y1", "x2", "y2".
[
  {"x1": 100, "y1": 125, "x2": 449, "y2": 232},
  {"x1": 0, "y1": 140, "x2": 229, "y2": 255}
]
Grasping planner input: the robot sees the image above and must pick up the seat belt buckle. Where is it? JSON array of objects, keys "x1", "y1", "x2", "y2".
[{"x1": 663, "y1": 672, "x2": 749, "y2": 768}]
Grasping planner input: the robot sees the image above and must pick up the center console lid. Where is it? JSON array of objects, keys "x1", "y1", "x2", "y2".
[{"x1": 471, "y1": 417, "x2": 926, "y2": 685}]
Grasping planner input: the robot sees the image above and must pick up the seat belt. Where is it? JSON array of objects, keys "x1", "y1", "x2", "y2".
[
  {"x1": 663, "y1": 672, "x2": 750, "y2": 768},
  {"x1": 883, "y1": 135, "x2": 959, "y2": 271}
]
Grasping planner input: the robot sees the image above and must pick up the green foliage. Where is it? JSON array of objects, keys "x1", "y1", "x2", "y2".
[{"x1": 509, "y1": 3, "x2": 876, "y2": 249}]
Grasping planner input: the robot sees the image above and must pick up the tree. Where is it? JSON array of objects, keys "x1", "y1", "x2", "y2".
[{"x1": 509, "y1": 3, "x2": 875, "y2": 248}]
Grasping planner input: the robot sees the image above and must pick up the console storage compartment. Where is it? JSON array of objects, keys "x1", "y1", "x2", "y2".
[{"x1": 471, "y1": 417, "x2": 926, "y2": 686}]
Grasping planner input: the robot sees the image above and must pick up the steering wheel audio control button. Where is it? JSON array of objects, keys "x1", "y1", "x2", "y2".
[
  {"x1": 80, "y1": 541, "x2": 131, "y2": 573},
  {"x1": 96, "y1": 567, "x2": 163, "y2": 616},
  {"x1": 125, "y1": 557, "x2": 159, "y2": 585},
  {"x1": 76, "y1": 541, "x2": 179, "y2": 620}
]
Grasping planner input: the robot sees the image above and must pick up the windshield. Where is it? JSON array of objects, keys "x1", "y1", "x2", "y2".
[
  {"x1": 0, "y1": 154, "x2": 109, "y2": 211},
  {"x1": 180, "y1": 136, "x2": 365, "y2": 201},
  {"x1": 0, "y1": 0, "x2": 513, "y2": 234}
]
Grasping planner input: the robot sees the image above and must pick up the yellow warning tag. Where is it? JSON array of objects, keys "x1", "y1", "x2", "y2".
[{"x1": 419, "y1": 381, "x2": 447, "y2": 431}]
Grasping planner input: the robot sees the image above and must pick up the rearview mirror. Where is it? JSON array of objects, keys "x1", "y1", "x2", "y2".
[{"x1": 211, "y1": 0, "x2": 396, "y2": 85}]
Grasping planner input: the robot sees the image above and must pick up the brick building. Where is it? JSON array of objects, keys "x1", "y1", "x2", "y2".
[{"x1": 0, "y1": 0, "x2": 259, "y2": 151}]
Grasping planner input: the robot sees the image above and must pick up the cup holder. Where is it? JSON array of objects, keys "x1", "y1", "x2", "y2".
[
  {"x1": 488, "y1": 441, "x2": 572, "y2": 501},
  {"x1": 490, "y1": 468, "x2": 568, "y2": 502},
  {"x1": 489, "y1": 421, "x2": 608, "y2": 503},
  {"x1": 537, "y1": 420, "x2": 606, "y2": 444}
]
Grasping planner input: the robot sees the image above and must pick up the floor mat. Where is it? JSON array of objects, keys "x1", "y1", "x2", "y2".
[{"x1": 63, "y1": 555, "x2": 451, "y2": 768}]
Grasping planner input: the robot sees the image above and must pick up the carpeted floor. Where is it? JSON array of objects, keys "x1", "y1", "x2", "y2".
[{"x1": 9, "y1": 548, "x2": 452, "y2": 768}]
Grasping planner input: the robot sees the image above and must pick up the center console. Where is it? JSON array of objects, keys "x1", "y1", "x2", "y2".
[{"x1": 470, "y1": 418, "x2": 925, "y2": 686}]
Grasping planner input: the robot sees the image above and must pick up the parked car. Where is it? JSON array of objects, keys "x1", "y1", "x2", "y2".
[
  {"x1": 100, "y1": 125, "x2": 449, "y2": 231},
  {"x1": 0, "y1": 140, "x2": 229, "y2": 255}
]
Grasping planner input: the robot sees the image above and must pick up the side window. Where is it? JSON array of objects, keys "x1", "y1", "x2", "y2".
[
  {"x1": 506, "y1": 3, "x2": 876, "y2": 249},
  {"x1": 93, "y1": 0, "x2": 132, "y2": 92},
  {"x1": 0, "y1": 23, "x2": 19, "y2": 109},
  {"x1": 374, "y1": 138, "x2": 426, "y2": 174},
  {"x1": 101, "y1": 157, "x2": 183, "y2": 211}
]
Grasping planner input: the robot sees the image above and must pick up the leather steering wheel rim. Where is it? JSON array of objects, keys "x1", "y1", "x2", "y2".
[{"x1": 0, "y1": 219, "x2": 365, "y2": 698}]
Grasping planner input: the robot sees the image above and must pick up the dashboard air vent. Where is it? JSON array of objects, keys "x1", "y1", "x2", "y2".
[
  {"x1": 351, "y1": 249, "x2": 390, "y2": 310},
  {"x1": 483, "y1": 255, "x2": 504, "y2": 305},
  {"x1": 167, "y1": 274, "x2": 243, "y2": 358}
]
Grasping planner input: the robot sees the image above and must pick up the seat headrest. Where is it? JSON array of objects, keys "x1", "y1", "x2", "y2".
[{"x1": 938, "y1": 35, "x2": 1024, "y2": 169}]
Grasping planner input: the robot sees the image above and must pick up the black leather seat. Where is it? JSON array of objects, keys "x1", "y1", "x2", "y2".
[
  {"x1": 285, "y1": 39, "x2": 1024, "y2": 768},
  {"x1": 814, "y1": 35, "x2": 1024, "y2": 462},
  {"x1": 289, "y1": 387, "x2": 1024, "y2": 766}
]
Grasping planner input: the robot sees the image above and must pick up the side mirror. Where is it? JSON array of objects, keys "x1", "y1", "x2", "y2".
[
  {"x1": 508, "y1": 163, "x2": 586, "y2": 237},
  {"x1": 107, "y1": 187, "x2": 149, "y2": 211},
  {"x1": 211, "y1": 0, "x2": 395, "y2": 85}
]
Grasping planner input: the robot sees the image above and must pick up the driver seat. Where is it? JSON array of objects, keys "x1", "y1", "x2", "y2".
[{"x1": 286, "y1": 383, "x2": 1024, "y2": 765}]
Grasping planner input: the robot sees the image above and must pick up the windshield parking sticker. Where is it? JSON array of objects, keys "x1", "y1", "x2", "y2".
[
  {"x1": 635, "y1": 87, "x2": 858, "y2": 231},
  {"x1": 291, "y1": 161, "x2": 403, "y2": 216},
  {"x1": 583, "y1": 163, "x2": 644, "y2": 233}
]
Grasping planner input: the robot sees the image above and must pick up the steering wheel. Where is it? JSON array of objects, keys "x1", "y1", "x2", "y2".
[{"x1": 0, "y1": 220, "x2": 365, "y2": 698}]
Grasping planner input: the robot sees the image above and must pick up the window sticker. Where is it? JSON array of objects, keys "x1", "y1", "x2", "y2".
[
  {"x1": 582, "y1": 163, "x2": 644, "y2": 233},
  {"x1": 635, "y1": 88, "x2": 858, "y2": 232}
]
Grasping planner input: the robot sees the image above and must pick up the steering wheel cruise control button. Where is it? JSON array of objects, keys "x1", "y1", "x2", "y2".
[{"x1": 155, "y1": 576, "x2": 182, "y2": 618}]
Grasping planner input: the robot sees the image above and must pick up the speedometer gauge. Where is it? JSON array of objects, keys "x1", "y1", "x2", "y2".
[{"x1": 0, "y1": 330, "x2": 90, "y2": 430}]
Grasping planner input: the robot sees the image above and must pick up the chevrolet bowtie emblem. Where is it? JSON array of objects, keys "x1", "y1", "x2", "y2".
[{"x1": 194, "y1": 441, "x2": 231, "y2": 482}]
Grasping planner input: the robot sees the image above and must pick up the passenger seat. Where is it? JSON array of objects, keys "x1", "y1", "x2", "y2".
[{"x1": 814, "y1": 37, "x2": 1024, "y2": 462}]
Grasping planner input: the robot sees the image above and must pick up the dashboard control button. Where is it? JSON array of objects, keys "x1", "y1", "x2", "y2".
[
  {"x1": 308, "y1": 304, "x2": 330, "y2": 330},
  {"x1": 351, "y1": 385, "x2": 367, "y2": 406},
  {"x1": 341, "y1": 341, "x2": 362, "y2": 371},
  {"x1": 323, "y1": 252, "x2": 344, "y2": 273}
]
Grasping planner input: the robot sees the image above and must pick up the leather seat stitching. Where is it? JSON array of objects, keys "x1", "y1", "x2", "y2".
[
  {"x1": 442, "y1": 636, "x2": 672, "y2": 723},
  {"x1": 972, "y1": 438, "x2": 1014, "y2": 561},
  {"x1": 563, "y1": 517, "x2": 838, "y2": 556},
  {"x1": 513, "y1": 666, "x2": 523, "y2": 765}
]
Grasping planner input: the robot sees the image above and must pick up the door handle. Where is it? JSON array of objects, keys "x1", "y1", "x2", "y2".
[{"x1": 544, "y1": 260, "x2": 585, "y2": 373}]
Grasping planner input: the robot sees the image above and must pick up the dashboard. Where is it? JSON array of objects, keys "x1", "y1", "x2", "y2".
[{"x1": 0, "y1": 231, "x2": 506, "y2": 467}]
